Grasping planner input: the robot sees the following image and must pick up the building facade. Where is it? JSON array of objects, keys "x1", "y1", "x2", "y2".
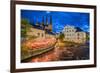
[
  {"x1": 26, "y1": 15, "x2": 55, "y2": 39},
  {"x1": 27, "y1": 27, "x2": 46, "y2": 38},
  {"x1": 62, "y1": 25, "x2": 86, "y2": 43}
]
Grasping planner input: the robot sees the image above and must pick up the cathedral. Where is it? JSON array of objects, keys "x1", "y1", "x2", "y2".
[{"x1": 27, "y1": 15, "x2": 55, "y2": 38}]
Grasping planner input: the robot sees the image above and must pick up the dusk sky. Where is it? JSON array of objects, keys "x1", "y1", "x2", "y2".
[{"x1": 21, "y1": 10, "x2": 90, "y2": 33}]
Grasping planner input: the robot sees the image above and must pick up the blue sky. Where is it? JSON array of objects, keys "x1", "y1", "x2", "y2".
[{"x1": 21, "y1": 10, "x2": 90, "y2": 33}]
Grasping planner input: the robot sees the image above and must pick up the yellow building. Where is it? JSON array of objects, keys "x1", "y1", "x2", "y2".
[
  {"x1": 27, "y1": 27, "x2": 46, "y2": 38},
  {"x1": 27, "y1": 15, "x2": 55, "y2": 39}
]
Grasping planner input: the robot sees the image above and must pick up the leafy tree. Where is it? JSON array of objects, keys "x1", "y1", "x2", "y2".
[
  {"x1": 21, "y1": 29, "x2": 26, "y2": 37},
  {"x1": 21, "y1": 19, "x2": 29, "y2": 25},
  {"x1": 58, "y1": 33, "x2": 65, "y2": 41},
  {"x1": 21, "y1": 19, "x2": 32, "y2": 37},
  {"x1": 86, "y1": 33, "x2": 90, "y2": 41}
]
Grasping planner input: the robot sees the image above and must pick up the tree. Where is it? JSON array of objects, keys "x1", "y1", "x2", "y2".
[
  {"x1": 21, "y1": 19, "x2": 32, "y2": 37},
  {"x1": 21, "y1": 19, "x2": 29, "y2": 25},
  {"x1": 86, "y1": 33, "x2": 90, "y2": 41},
  {"x1": 58, "y1": 33, "x2": 65, "y2": 41}
]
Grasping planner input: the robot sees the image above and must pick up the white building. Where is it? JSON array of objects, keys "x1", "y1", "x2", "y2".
[{"x1": 62, "y1": 25, "x2": 86, "y2": 43}]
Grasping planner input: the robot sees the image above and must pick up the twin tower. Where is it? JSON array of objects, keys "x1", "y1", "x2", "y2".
[{"x1": 34, "y1": 15, "x2": 53, "y2": 31}]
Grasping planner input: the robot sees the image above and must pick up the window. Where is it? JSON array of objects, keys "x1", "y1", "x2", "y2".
[
  {"x1": 37, "y1": 33, "x2": 40, "y2": 36},
  {"x1": 41, "y1": 33, "x2": 44, "y2": 37},
  {"x1": 72, "y1": 30, "x2": 74, "y2": 32},
  {"x1": 69, "y1": 34, "x2": 71, "y2": 36},
  {"x1": 77, "y1": 33, "x2": 80, "y2": 36}
]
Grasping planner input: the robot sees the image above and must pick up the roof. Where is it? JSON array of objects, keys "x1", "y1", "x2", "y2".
[
  {"x1": 32, "y1": 24, "x2": 44, "y2": 30},
  {"x1": 75, "y1": 27, "x2": 83, "y2": 32},
  {"x1": 45, "y1": 30, "x2": 55, "y2": 35},
  {"x1": 32, "y1": 24, "x2": 54, "y2": 35}
]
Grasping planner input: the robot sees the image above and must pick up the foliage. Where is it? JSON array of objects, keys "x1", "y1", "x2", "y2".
[
  {"x1": 58, "y1": 33, "x2": 65, "y2": 41},
  {"x1": 21, "y1": 29, "x2": 27, "y2": 37},
  {"x1": 21, "y1": 19, "x2": 29, "y2": 25},
  {"x1": 21, "y1": 19, "x2": 32, "y2": 37},
  {"x1": 86, "y1": 34, "x2": 89, "y2": 40}
]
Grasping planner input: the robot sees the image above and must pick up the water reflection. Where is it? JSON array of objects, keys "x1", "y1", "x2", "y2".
[{"x1": 29, "y1": 42, "x2": 89, "y2": 62}]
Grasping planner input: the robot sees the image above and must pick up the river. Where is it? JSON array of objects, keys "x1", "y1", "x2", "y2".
[{"x1": 25, "y1": 42, "x2": 90, "y2": 62}]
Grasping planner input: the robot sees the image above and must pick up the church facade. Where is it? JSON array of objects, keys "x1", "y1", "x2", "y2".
[{"x1": 27, "y1": 15, "x2": 55, "y2": 39}]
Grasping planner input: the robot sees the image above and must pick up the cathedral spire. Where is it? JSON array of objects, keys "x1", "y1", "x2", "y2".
[
  {"x1": 36, "y1": 17, "x2": 38, "y2": 25},
  {"x1": 42, "y1": 16, "x2": 46, "y2": 29},
  {"x1": 50, "y1": 15, "x2": 52, "y2": 25},
  {"x1": 42, "y1": 16, "x2": 45, "y2": 25},
  {"x1": 46, "y1": 15, "x2": 48, "y2": 25}
]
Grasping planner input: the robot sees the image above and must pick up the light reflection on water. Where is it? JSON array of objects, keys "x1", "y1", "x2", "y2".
[{"x1": 29, "y1": 42, "x2": 89, "y2": 62}]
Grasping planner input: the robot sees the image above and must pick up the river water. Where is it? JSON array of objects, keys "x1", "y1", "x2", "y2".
[{"x1": 28, "y1": 42, "x2": 89, "y2": 62}]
